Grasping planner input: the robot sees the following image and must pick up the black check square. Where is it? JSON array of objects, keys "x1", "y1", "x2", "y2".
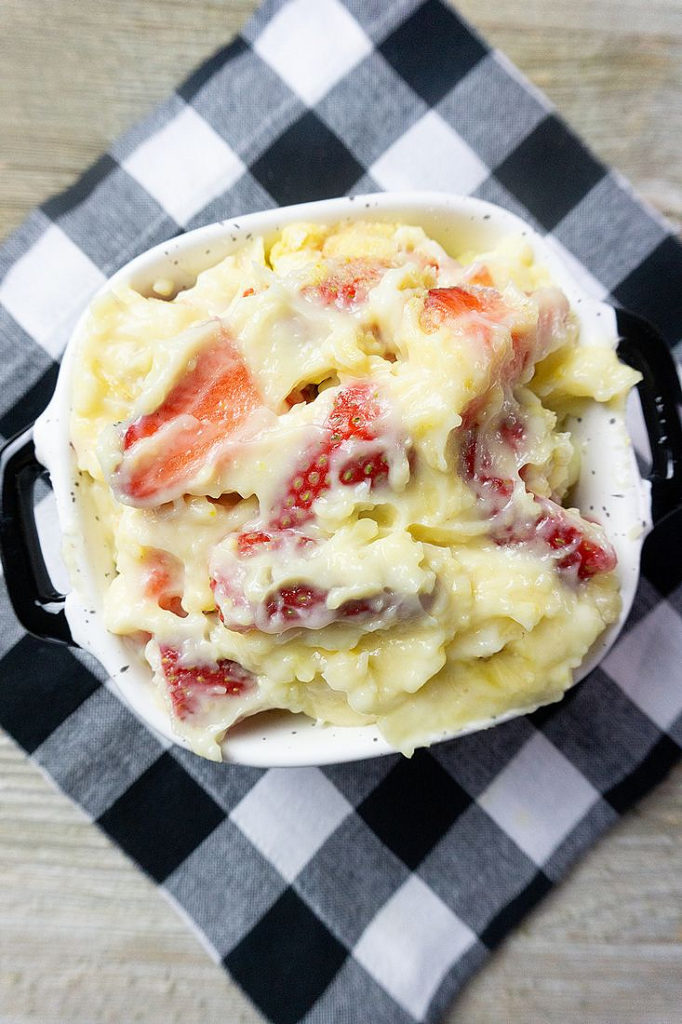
[
  {"x1": 250, "y1": 111, "x2": 365, "y2": 207},
  {"x1": 172, "y1": 744, "x2": 265, "y2": 814},
  {"x1": 624, "y1": 574, "x2": 672, "y2": 630},
  {"x1": 225, "y1": 887, "x2": 347, "y2": 1024},
  {"x1": 0, "y1": 636, "x2": 100, "y2": 753},
  {"x1": 494, "y1": 114, "x2": 606, "y2": 231},
  {"x1": 323, "y1": 753, "x2": 398, "y2": 805},
  {"x1": 358, "y1": 749, "x2": 471, "y2": 869},
  {"x1": 666, "y1": 568, "x2": 682, "y2": 624},
  {"x1": 379, "y1": 0, "x2": 487, "y2": 107},
  {"x1": 98, "y1": 752, "x2": 225, "y2": 882},
  {"x1": 613, "y1": 235, "x2": 682, "y2": 346},
  {"x1": 641, "y1": 511, "x2": 682, "y2": 597},
  {"x1": 670, "y1": 710, "x2": 682, "y2": 749}
]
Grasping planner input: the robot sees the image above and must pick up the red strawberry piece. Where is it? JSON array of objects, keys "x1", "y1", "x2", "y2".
[
  {"x1": 263, "y1": 584, "x2": 327, "y2": 628},
  {"x1": 302, "y1": 259, "x2": 385, "y2": 310},
  {"x1": 460, "y1": 428, "x2": 514, "y2": 507},
  {"x1": 271, "y1": 380, "x2": 388, "y2": 532},
  {"x1": 262, "y1": 584, "x2": 390, "y2": 633},
  {"x1": 211, "y1": 566, "x2": 382, "y2": 634},
  {"x1": 420, "y1": 285, "x2": 506, "y2": 330},
  {"x1": 493, "y1": 499, "x2": 617, "y2": 581},
  {"x1": 337, "y1": 452, "x2": 390, "y2": 487},
  {"x1": 143, "y1": 549, "x2": 187, "y2": 618},
  {"x1": 498, "y1": 409, "x2": 526, "y2": 448},
  {"x1": 116, "y1": 330, "x2": 261, "y2": 504},
  {"x1": 159, "y1": 645, "x2": 254, "y2": 720},
  {"x1": 423, "y1": 287, "x2": 539, "y2": 390},
  {"x1": 237, "y1": 530, "x2": 276, "y2": 557},
  {"x1": 536, "y1": 507, "x2": 617, "y2": 580},
  {"x1": 465, "y1": 265, "x2": 495, "y2": 288}
]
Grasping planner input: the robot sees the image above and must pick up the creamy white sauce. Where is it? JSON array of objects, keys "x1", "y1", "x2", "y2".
[{"x1": 69, "y1": 220, "x2": 640, "y2": 760}]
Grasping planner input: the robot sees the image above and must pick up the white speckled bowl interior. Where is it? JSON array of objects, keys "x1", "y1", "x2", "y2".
[{"x1": 33, "y1": 192, "x2": 651, "y2": 766}]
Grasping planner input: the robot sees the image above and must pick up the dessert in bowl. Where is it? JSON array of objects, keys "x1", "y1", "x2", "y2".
[{"x1": 27, "y1": 192, "x2": 653, "y2": 765}]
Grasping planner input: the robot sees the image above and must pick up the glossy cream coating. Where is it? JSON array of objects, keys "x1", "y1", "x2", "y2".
[{"x1": 70, "y1": 221, "x2": 639, "y2": 759}]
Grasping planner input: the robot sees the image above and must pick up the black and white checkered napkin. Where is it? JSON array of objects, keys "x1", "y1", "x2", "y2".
[{"x1": 1, "y1": 2, "x2": 681, "y2": 1022}]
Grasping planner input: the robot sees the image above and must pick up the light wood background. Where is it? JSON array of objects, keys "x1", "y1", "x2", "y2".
[{"x1": 1, "y1": 2, "x2": 681, "y2": 1022}]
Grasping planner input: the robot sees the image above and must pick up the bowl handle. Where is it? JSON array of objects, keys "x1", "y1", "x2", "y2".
[
  {"x1": 0, "y1": 427, "x2": 73, "y2": 645},
  {"x1": 616, "y1": 308, "x2": 682, "y2": 526}
]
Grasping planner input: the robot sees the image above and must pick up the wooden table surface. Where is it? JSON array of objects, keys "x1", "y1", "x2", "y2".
[{"x1": 1, "y1": 2, "x2": 681, "y2": 1022}]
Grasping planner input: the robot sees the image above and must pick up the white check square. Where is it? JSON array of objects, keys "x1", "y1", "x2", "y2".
[
  {"x1": 230, "y1": 767, "x2": 351, "y2": 882},
  {"x1": 370, "y1": 110, "x2": 489, "y2": 194},
  {"x1": 0, "y1": 224, "x2": 105, "y2": 358},
  {"x1": 603, "y1": 600, "x2": 682, "y2": 731},
  {"x1": 123, "y1": 105, "x2": 245, "y2": 225},
  {"x1": 254, "y1": 0, "x2": 372, "y2": 106},
  {"x1": 354, "y1": 874, "x2": 475, "y2": 1020},
  {"x1": 477, "y1": 732, "x2": 598, "y2": 865}
]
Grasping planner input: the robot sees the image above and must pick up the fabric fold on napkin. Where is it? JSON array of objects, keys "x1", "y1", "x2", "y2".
[{"x1": 1, "y1": 2, "x2": 681, "y2": 1022}]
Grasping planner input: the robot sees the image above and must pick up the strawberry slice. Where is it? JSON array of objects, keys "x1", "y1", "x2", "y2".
[
  {"x1": 271, "y1": 380, "x2": 391, "y2": 532},
  {"x1": 492, "y1": 498, "x2": 616, "y2": 582},
  {"x1": 143, "y1": 549, "x2": 187, "y2": 618},
  {"x1": 302, "y1": 259, "x2": 385, "y2": 310},
  {"x1": 535, "y1": 505, "x2": 617, "y2": 580},
  {"x1": 212, "y1": 570, "x2": 411, "y2": 634},
  {"x1": 420, "y1": 285, "x2": 506, "y2": 329},
  {"x1": 159, "y1": 645, "x2": 255, "y2": 720},
  {"x1": 237, "y1": 530, "x2": 276, "y2": 557},
  {"x1": 263, "y1": 584, "x2": 384, "y2": 632},
  {"x1": 464, "y1": 265, "x2": 495, "y2": 288},
  {"x1": 498, "y1": 409, "x2": 526, "y2": 448},
  {"x1": 114, "y1": 329, "x2": 261, "y2": 505},
  {"x1": 422, "y1": 284, "x2": 553, "y2": 388},
  {"x1": 460, "y1": 427, "x2": 514, "y2": 509},
  {"x1": 459, "y1": 411, "x2": 616, "y2": 581}
]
